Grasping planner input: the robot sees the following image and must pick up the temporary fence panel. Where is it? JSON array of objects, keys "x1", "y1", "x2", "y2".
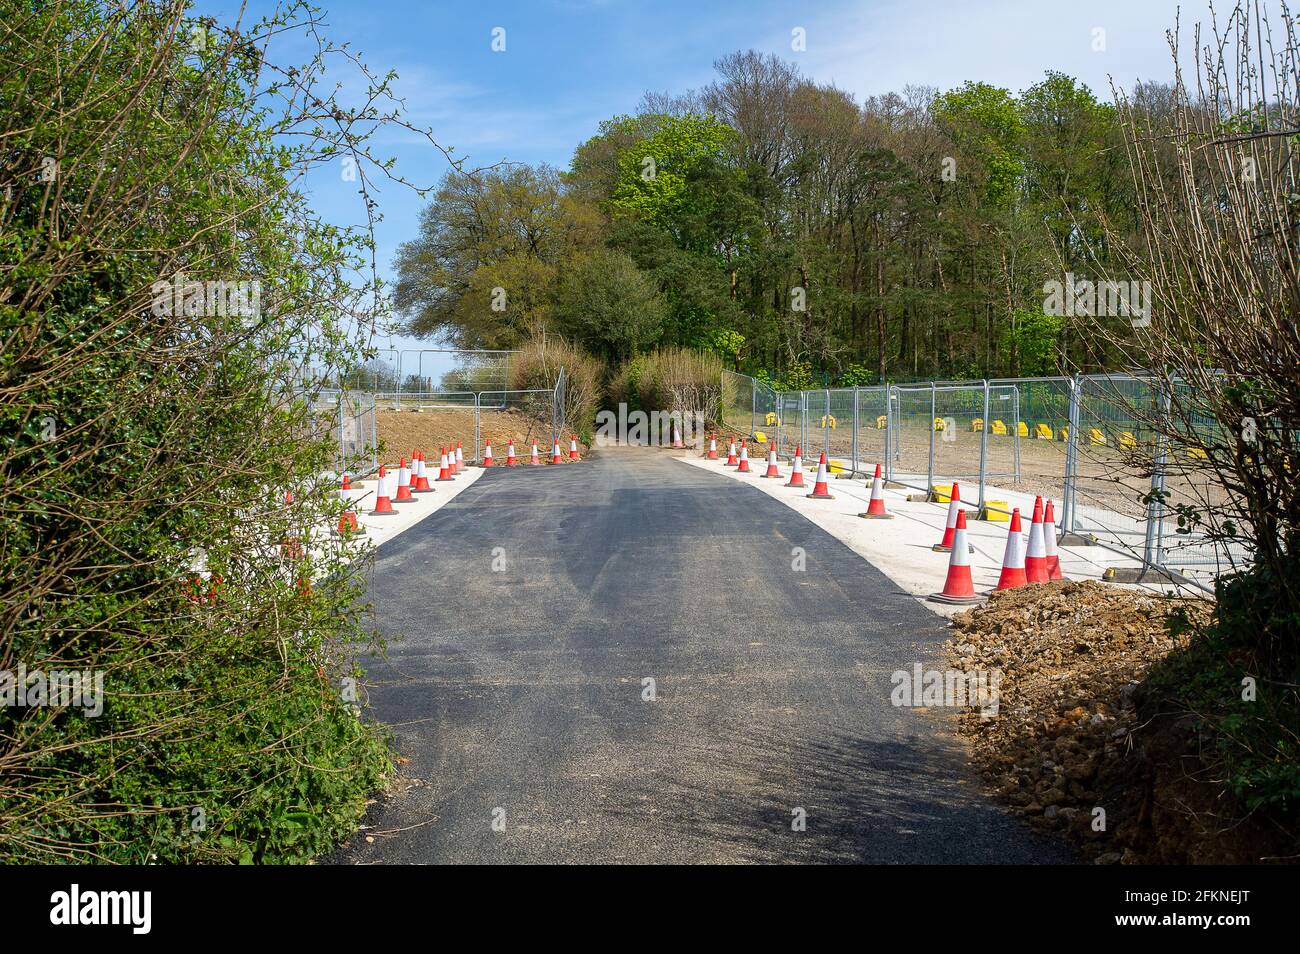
[{"x1": 721, "y1": 370, "x2": 754, "y2": 436}]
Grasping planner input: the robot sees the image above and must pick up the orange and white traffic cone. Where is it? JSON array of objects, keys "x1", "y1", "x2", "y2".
[
  {"x1": 437, "y1": 448, "x2": 454, "y2": 482},
  {"x1": 725, "y1": 440, "x2": 738, "y2": 466},
  {"x1": 933, "y1": 481, "x2": 964, "y2": 551},
  {"x1": 336, "y1": 475, "x2": 362, "y2": 534},
  {"x1": 761, "y1": 447, "x2": 782, "y2": 479},
  {"x1": 455, "y1": 442, "x2": 464, "y2": 474},
  {"x1": 1025, "y1": 496, "x2": 1049, "y2": 583},
  {"x1": 929, "y1": 510, "x2": 982, "y2": 604},
  {"x1": 785, "y1": 446, "x2": 805, "y2": 487},
  {"x1": 706, "y1": 433, "x2": 718, "y2": 459},
  {"x1": 530, "y1": 441, "x2": 541, "y2": 465},
  {"x1": 550, "y1": 439, "x2": 563, "y2": 464},
  {"x1": 369, "y1": 465, "x2": 396, "y2": 515},
  {"x1": 413, "y1": 452, "x2": 433, "y2": 492},
  {"x1": 806, "y1": 452, "x2": 834, "y2": 499},
  {"x1": 994, "y1": 508, "x2": 1027, "y2": 591},
  {"x1": 671, "y1": 424, "x2": 684, "y2": 449},
  {"x1": 569, "y1": 434, "x2": 580, "y2": 460},
  {"x1": 395, "y1": 457, "x2": 414, "y2": 502},
  {"x1": 482, "y1": 440, "x2": 494, "y2": 467},
  {"x1": 1044, "y1": 499, "x2": 1064, "y2": 580},
  {"x1": 506, "y1": 440, "x2": 518, "y2": 467},
  {"x1": 859, "y1": 463, "x2": 894, "y2": 519},
  {"x1": 736, "y1": 441, "x2": 751, "y2": 472}
]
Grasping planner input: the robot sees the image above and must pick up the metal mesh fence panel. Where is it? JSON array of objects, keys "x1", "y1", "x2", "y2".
[
  {"x1": 854, "y1": 386, "x2": 890, "y2": 475},
  {"x1": 775, "y1": 391, "x2": 803, "y2": 460},
  {"x1": 983, "y1": 377, "x2": 1070, "y2": 517},
  {"x1": 1070, "y1": 374, "x2": 1158, "y2": 555},
  {"x1": 931, "y1": 384, "x2": 987, "y2": 489},
  {"x1": 721, "y1": 370, "x2": 753, "y2": 436},
  {"x1": 890, "y1": 384, "x2": 936, "y2": 492}
]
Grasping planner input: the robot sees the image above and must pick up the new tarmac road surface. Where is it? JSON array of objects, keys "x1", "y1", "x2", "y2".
[{"x1": 332, "y1": 445, "x2": 1070, "y2": 864}]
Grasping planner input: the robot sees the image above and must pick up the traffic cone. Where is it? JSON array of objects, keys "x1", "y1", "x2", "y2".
[
  {"x1": 1025, "y1": 496, "x2": 1048, "y2": 583},
  {"x1": 413, "y1": 452, "x2": 433, "y2": 492},
  {"x1": 706, "y1": 433, "x2": 718, "y2": 459},
  {"x1": 785, "y1": 446, "x2": 805, "y2": 487},
  {"x1": 336, "y1": 475, "x2": 362, "y2": 534},
  {"x1": 933, "y1": 481, "x2": 963, "y2": 551},
  {"x1": 761, "y1": 447, "x2": 782, "y2": 479},
  {"x1": 569, "y1": 435, "x2": 580, "y2": 460},
  {"x1": 725, "y1": 440, "x2": 738, "y2": 466},
  {"x1": 437, "y1": 448, "x2": 453, "y2": 481},
  {"x1": 395, "y1": 457, "x2": 414, "y2": 501},
  {"x1": 530, "y1": 442, "x2": 541, "y2": 465},
  {"x1": 455, "y1": 442, "x2": 464, "y2": 474},
  {"x1": 483, "y1": 440, "x2": 494, "y2": 467},
  {"x1": 994, "y1": 508, "x2": 1027, "y2": 591},
  {"x1": 807, "y1": 452, "x2": 834, "y2": 499},
  {"x1": 550, "y1": 439, "x2": 563, "y2": 464},
  {"x1": 506, "y1": 440, "x2": 518, "y2": 466},
  {"x1": 736, "y1": 441, "x2": 750, "y2": 473},
  {"x1": 1044, "y1": 499, "x2": 1064, "y2": 581},
  {"x1": 859, "y1": 463, "x2": 894, "y2": 519},
  {"x1": 671, "y1": 424, "x2": 684, "y2": 448},
  {"x1": 929, "y1": 510, "x2": 982, "y2": 604},
  {"x1": 369, "y1": 465, "x2": 396, "y2": 515}
]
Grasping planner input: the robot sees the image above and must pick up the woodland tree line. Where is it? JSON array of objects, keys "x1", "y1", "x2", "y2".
[{"x1": 393, "y1": 52, "x2": 1176, "y2": 389}]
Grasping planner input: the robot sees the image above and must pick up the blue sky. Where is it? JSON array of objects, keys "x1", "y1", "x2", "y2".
[{"x1": 199, "y1": 0, "x2": 1195, "y2": 357}]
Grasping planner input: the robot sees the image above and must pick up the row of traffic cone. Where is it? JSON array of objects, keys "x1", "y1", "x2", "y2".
[
  {"x1": 482, "y1": 435, "x2": 581, "y2": 467},
  {"x1": 368, "y1": 446, "x2": 463, "y2": 517},
  {"x1": 932, "y1": 493, "x2": 1064, "y2": 604},
  {"x1": 704, "y1": 439, "x2": 1065, "y2": 606},
  {"x1": 723, "y1": 435, "x2": 842, "y2": 501}
]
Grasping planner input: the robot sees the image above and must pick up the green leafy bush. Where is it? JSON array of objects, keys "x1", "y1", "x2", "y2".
[{"x1": 0, "y1": 0, "x2": 418, "y2": 862}]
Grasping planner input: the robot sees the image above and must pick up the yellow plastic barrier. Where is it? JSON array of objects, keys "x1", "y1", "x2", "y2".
[
  {"x1": 875, "y1": 415, "x2": 887, "y2": 430},
  {"x1": 931, "y1": 484, "x2": 953, "y2": 503},
  {"x1": 1089, "y1": 427, "x2": 1107, "y2": 446},
  {"x1": 753, "y1": 431, "x2": 767, "y2": 443},
  {"x1": 764, "y1": 411, "x2": 778, "y2": 427},
  {"x1": 819, "y1": 415, "x2": 837, "y2": 430},
  {"x1": 828, "y1": 459, "x2": 848, "y2": 474},
  {"x1": 933, "y1": 417, "x2": 946, "y2": 432},
  {"x1": 981, "y1": 501, "x2": 1010, "y2": 523},
  {"x1": 1119, "y1": 431, "x2": 1137, "y2": 449},
  {"x1": 1017, "y1": 421, "x2": 1029, "y2": 437},
  {"x1": 991, "y1": 419, "x2": 1007, "y2": 435},
  {"x1": 1188, "y1": 446, "x2": 1209, "y2": 461},
  {"x1": 1057, "y1": 426, "x2": 1069, "y2": 442},
  {"x1": 1035, "y1": 423, "x2": 1054, "y2": 440},
  {"x1": 971, "y1": 418, "x2": 984, "y2": 432}
]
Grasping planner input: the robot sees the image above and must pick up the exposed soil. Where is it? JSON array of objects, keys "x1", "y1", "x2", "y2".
[{"x1": 944, "y1": 581, "x2": 1292, "y2": 863}]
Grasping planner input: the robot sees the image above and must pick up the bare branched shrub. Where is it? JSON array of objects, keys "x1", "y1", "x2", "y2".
[
  {"x1": 1091, "y1": 0, "x2": 1299, "y2": 814},
  {"x1": 628, "y1": 348, "x2": 724, "y2": 424},
  {"x1": 508, "y1": 330, "x2": 604, "y2": 438}
]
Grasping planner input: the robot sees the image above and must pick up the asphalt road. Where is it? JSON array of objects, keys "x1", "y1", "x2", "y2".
[{"x1": 331, "y1": 445, "x2": 1070, "y2": 864}]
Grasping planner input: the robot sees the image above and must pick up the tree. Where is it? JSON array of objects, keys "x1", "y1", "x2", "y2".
[{"x1": 552, "y1": 250, "x2": 666, "y2": 361}]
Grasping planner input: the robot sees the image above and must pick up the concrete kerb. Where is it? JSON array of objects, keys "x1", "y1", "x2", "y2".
[{"x1": 677, "y1": 454, "x2": 1193, "y2": 618}]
